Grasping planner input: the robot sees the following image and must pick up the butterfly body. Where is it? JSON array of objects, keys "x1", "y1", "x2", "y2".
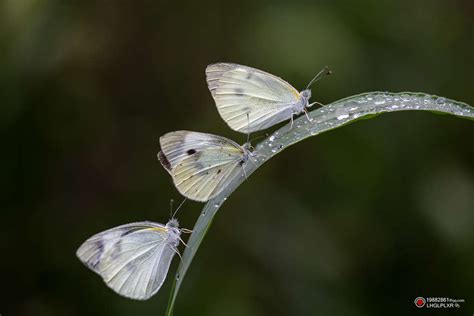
[
  {"x1": 165, "y1": 218, "x2": 181, "y2": 246},
  {"x1": 206, "y1": 63, "x2": 319, "y2": 133},
  {"x1": 297, "y1": 89, "x2": 312, "y2": 112}
]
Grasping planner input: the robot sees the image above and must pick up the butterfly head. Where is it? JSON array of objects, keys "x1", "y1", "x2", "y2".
[
  {"x1": 301, "y1": 89, "x2": 312, "y2": 99},
  {"x1": 241, "y1": 142, "x2": 256, "y2": 158},
  {"x1": 167, "y1": 218, "x2": 180, "y2": 228},
  {"x1": 300, "y1": 89, "x2": 312, "y2": 106}
]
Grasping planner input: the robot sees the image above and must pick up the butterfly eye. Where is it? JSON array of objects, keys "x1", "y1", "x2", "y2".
[{"x1": 301, "y1": 89, "x2": 312, "y2": 100}]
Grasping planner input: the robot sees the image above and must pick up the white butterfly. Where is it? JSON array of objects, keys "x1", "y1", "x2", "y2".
[
  {"x1": 158, "y1": 131, "x2": 255, "y2": 202},
  {"x1": 76, "y1": 218, "x2": 188, "y2": 300},
  {"x1": 206, "y1": 63, "x2": 330, "y2": 133}
]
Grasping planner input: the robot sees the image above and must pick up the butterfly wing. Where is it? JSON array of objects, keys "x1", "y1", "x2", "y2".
[
  {"x1": 158, "y1": 131, "x2": 246, "y2": 202},
  {"x1": 206, "y1": 63, "x2": 301, "y2": 133},
  {"x1": 76, "y1": 221, "x2": 178, "y2": 300}
]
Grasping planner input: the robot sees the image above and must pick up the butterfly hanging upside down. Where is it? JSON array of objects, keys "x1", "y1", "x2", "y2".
[
  {"x1": 158, "y1": 131, "x2": 258, "y2": 202},
  {"x1": 76, "y1": 218, "x2": 192, "y2": 300},
  {"x1": 206, "y1": 63, "x2": 331, "y2": 133}
]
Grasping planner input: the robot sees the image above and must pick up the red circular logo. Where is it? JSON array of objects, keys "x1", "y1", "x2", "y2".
[{"x1": 414, "y1": 297, "x2": 426, "y2": 308}]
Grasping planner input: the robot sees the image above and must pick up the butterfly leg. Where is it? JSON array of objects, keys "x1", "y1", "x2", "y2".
[
  {"x1": 304, "y1": 108, "x2": 313, "y2": 122},
  {"x1": 308, "y1": 101, "x2": 325, "y2": 107},
  {"x1": 178, "y1": 236, "x2": 188, "y2": 247},
  {"x1": 242, "y1": 164, "x2": 248, "y2": 180},
  {"x1": 290, "y1": 114, "x2": 294, "y2": 129},
  {"x1": 255, "y1": 152, "x2": 269, "y2": 159},
  {"x1": 248, "y1": 157, "x2": 257, "y2": 167},
  {"x1": 171, "y1": 246, "x2": 183, "y2": 261}
]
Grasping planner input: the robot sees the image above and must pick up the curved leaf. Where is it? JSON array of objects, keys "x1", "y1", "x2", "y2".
[{"x1": 166, "y1": 91, "x2": 473, "y2": 315}]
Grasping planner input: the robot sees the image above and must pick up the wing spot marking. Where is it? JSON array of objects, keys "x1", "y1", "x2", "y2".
[
  {"x1": 234, "y1": 88, "x2": 245, "y2": 96},
  {"x1": 158, "y1": 151, "x2": 171, "y2": 170}
]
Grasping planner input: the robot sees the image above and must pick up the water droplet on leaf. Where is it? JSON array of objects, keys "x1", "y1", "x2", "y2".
[
  {"x1": 374, "y1": 95, "x2": 385, "y2": 105},
  {"x1": 436, "y1": 97, "x2": 446, "y2": 105},
  {"x1": 337, "y1": 114, "x2": 349, "y2": 120}
]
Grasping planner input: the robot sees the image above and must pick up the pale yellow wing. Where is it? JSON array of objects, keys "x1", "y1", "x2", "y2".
[
  {"x1": 76, "y1": 221, "x2": 178, "y2": 300},
  {"x1": 158, "y1": 131, "x2": 246, "y2": 202},
  {"x1": 206, "y1": 63, "x2": 301, "y2": 133}
]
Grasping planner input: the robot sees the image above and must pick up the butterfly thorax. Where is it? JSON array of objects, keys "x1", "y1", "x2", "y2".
[
  {"x1": 293, "y1": 89, "x2": 312, "y2": 114},
  {"x1": 166, "y1": 219, "x2": 181, "y2": 246},
  {"x1": 240, "y1": 143, "x2": 256, "y2": 164}
]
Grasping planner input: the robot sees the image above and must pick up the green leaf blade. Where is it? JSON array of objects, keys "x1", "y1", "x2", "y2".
[{"x1": 165, "y1": 91, "x2": 473, "y2": 315}]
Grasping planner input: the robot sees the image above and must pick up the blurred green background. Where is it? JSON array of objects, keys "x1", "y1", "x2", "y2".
[{"x1": 2, "y1": 0, "x2": 473, "y2": 315}]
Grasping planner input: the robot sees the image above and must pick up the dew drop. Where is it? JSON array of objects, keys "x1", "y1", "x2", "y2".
[
  {"x1": 436, "y1": 97, "x2": 446, "y2": 105},
  {"x1": 176, "y1": 273, "x2": 180, "y2": 280},
  {"x1": 337, "y1": 114, "x2": 349, "y2": 120},
  {"x1": 214, "y1": 203, "x2": 220, "y2": 208},
  {"x1": 269, "y1": 135, "x2": 275, "y2": 142},
  {"x1": 271, "y1": 148, "x2": 277, "y2": 153},
  {"x1": 401, "y1": 94, "x2": 410, "y2": 102},
  {"x1": 391, "y1": 105, "x2": 399, "y2": 109},
  {"x1": 374, "y1": 95, "x2": 385, "y2": 105},
  {"x1": 346, "y1": 101, "x2": 359, "y2": 108}
]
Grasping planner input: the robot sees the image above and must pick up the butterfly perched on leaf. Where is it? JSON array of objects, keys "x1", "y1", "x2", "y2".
[
  {"x1": 76, "y1": 219, "x2": 188, "y2": 300},
  {"x1": 206, "y1": 63, "x2": 330, "y2": 133},
  {"x1": 158, "y1": 131, "x2": 255, "y2": 202}
]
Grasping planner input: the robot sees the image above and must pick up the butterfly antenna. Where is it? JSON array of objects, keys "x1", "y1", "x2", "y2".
[
  {"x1": 171, "y1": 198, "x2": 187, "y2": 219},
  {"x1": 246, "y1": 112, "x2": 251, "y2": 145},
  {"x1": 306, "y1": 66, "x2": 332, "y2": 89},
  {"x1": 169, "y1": 199, "x2": 174, "y2": 219}
]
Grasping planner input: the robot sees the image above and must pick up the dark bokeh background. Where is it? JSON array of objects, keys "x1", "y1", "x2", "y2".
[{"x1": 2, "y1": 0, "x2": 473, "y2": 315}]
